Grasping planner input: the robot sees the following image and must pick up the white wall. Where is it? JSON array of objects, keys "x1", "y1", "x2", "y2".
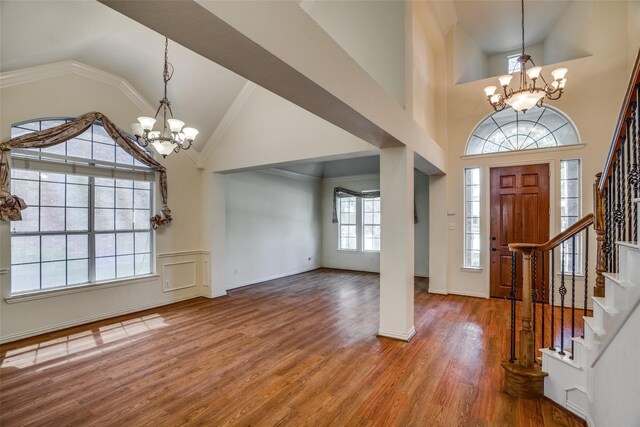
[
  {"x1": 0, "y1": 69, "x2": 206, "y2": 343},
  {"x1": 225, "y1": 170, "x2": 321, "y2": 289},
  {"x1": 201, "y1": 86, "x2": 376, "y2": 174},
  {"x1": 452, "y1": 25, "x2": 488, "y2": 84},
  {"x1": 591, "y1": 301, "x2": 640, "y2": 426},
  {"x1": 321, "y1": 172, "x2": 429, "y2": 277},
  {"x1": 543, "y1": 1, "x2": 593, "y2": 66},
  {"x1": 304, "y1": 0, "x2": 405, "y2": 107}
]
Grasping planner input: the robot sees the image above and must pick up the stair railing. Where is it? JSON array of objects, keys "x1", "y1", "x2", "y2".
[
  {"x1": 596, "y1": 50, "x2": 640, "y2": 294},
  {"x1": 501, "y1": 48, "x2": 640, "y2": 399},
  {"x1": 502, "y1": 214, "x2": 594, "y2": 398}
]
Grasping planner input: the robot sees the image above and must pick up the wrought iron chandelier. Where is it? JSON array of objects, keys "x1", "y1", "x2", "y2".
[
  {"x1": 131, "y1": 37, "x2": 198, "y2": 157},
  {"x1": 483, "y1": 0, "x2": 568, "y2": 112}
]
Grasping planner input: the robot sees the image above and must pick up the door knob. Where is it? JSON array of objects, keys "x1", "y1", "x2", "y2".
[
  {"x1": 491, "y1": 236, "x2": 496, "y2": 241},
  {"x1": 491, "y1": 248, "x2": 497, "y2": 252}
]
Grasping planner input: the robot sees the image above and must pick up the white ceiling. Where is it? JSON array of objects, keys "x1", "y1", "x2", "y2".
[
  {"x1": 452, "y1": 0, "x2": 571, "y2": 54},
  {"x1": 0, "y1": 0, "x2": 248, "y2": 152}
]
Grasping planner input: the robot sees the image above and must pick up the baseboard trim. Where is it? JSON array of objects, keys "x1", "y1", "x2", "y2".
[
  {"x1": 226, "y1": 266, "x2": 321, "y2": 290},
  {"x1": 0, "y1": 293, "x2": 201, "y2": 344},
  {"x1": 448, "y1": 290, "x2": 487, "y2": 299},
  {"x1": 202, "y1": 290, "x2": 228, "y2": 299},
  {"x1": 428, "y1": 289, "x2": 448, "y2": 295},
  {"x1": 378, "y1": 326, "x2": 416, "y2": 342}
]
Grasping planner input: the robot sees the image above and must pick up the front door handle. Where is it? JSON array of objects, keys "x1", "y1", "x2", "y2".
[{"x1": 491, "y1": 248, "x2": 497, "y2": 252}]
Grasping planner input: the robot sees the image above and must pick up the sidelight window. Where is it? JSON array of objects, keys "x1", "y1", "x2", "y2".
[
  {"x1": 560, "y1": 159, "x2": 582, "y2": 274},
  {"x1": 464, "y1": 168, "x2": 481, "y2": 268}
]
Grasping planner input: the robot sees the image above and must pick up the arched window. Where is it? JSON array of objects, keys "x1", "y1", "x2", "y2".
[
  {"x1": 465, "y1": 106, "x2": 579, "y2": 155},
  {"x1": 10, "y1": 118, "x2": 155, "y2": 294}
]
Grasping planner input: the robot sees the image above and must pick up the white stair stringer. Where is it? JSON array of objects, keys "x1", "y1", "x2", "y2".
[{"x1": 541, "y1": 239, "x2": 640, "y2": 424}]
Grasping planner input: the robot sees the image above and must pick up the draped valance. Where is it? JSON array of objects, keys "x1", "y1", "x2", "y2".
[
  {"x1": 0, "y1": 112, "x2": 172, "y2": 229},
  {"x1": 332, "y1": 187, "x2": 418, "y2": 224}
]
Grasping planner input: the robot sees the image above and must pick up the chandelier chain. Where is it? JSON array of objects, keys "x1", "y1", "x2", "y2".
[{"x1": 521, "y1": 0, "x2": 525, "y2": 56}]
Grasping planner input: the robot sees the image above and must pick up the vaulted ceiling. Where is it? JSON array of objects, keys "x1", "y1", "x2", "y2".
[
  {"x1": 0, "y1": 0, "x2": 248, "y2": 152},
  {"x1": 1, "y1": 0, "x2": 575, "y2": 157}
]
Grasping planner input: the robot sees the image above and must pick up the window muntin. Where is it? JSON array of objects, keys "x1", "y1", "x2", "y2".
[
  {"x1": 362, "y1": 197, "x2": 381, "y2": 251},
  {"x1": 338, "y1": 196, "x2": 357, "y2": 250},
  {"x1": 507, "y1": 54, "x2": 520, "y2": 74},
  {"x1": 560, "y1": 159, "x2": 581, "y2": 274},
  {"x1": 464, "y1": 168, "x2": 481, "y2": 268},
  {"x1": 9, "y1": 119, "x2": 154, "y2": 294},
  {"x1": 465, "y1": 107, "x2": 579, "y2": 156}
]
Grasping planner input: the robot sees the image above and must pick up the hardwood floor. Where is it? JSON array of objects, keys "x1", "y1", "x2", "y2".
[{"x1": 0, "y1": 269, "x2": 585, "y2": 426}]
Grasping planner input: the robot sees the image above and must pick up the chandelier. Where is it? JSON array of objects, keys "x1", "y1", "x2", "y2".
[
  {"x1": 131, "y1": 38, "x2": 198, "y2": 157},
  {"x1": 483, "y1": 0, "x2": 568, "y2": 112}
]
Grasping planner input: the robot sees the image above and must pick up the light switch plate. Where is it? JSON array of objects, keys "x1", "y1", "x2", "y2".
[
  {"x1": 447, "y1": 208, "x2": 456, "y2": 216},
  {"x1": 448, "y1": 223, "x2": 456, "y2": 230}
]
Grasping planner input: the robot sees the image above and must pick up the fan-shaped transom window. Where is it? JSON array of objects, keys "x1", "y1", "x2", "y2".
[{"x1": 465, "y1": 106, "x2": 579, "y2": 156}]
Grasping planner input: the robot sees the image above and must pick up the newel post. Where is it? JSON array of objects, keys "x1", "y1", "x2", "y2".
[
  {"x1": 594, "y1": 173, "x2": 606, "y2": 298},
  {"x1": 501, "y1": 244, "x2": 547, "y2": 398}
]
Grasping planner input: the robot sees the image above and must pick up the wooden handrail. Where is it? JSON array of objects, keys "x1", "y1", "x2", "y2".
[
  {"x1": 598, "y1": 48, "x2": 640, "y2": 193},
  {"x1": 509, "y1": 213, "x2": 594, "y2": 253}
]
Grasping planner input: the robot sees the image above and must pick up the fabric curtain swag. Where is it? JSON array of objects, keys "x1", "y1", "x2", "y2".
[
  {"x1": 0, "y1": 112, "x2": 172, "y2": 229},
  {"x1": 332, "y1": 187, "x2": 418, "y2": 224}
]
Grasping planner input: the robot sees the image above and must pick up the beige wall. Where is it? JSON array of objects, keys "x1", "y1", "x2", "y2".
[
  {"x1": 0, "y1": 72, "x2": 206, "y2": 342},
  {"x1": 436, "y1": 1, "x2": 632, "y2": 298},
  {"x1": 408, "y1": 1, "x2": 448, "y2": 146}
]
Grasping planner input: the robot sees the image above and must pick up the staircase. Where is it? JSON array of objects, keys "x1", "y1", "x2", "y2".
[
  {"x1": 502, "y1": 50, "x2": 640, "y2": 426},
  {"x1": 542, "y1": 221, "x2": 640, "y2": 422}
]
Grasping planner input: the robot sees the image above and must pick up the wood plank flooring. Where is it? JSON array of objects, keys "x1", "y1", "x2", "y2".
[{"x1": 0, "y1": 269, "x2": 585, "y2": 426}]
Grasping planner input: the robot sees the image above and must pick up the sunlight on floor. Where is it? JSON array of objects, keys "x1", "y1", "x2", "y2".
[{"x1": 1, "y1": 313, "x2": 168, "y2": 370}]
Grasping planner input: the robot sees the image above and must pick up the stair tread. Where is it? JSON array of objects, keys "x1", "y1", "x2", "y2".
[
  {"x1": 583, "y1": 316, "x2": 604, "y2": 335},
  {"x1": 541, "y1": 347, "x2": 582, "y2": 369},
  {"x1": 602, "y1": 272, "x2": 633, "y2": 288},
  {"x1": 592, "y1": 296, "x2": 617, "y2": 314},
  {"x1": 617, "y1": 241, "x2": 640, "y2": 250}
]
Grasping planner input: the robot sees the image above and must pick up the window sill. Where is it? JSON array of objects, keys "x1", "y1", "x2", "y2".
[
  {"x1": 5, "y1": 274, "x2": 160, "y2": 304},
  {"x1": 461, "y1": 267, "x2": 483, "y2": 273},
  {"x1": 556, "y1": 272, "x2": 585, "y2": 278}
]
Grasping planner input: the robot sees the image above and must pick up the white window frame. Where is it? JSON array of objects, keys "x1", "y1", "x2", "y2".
[
  {"x1": 337, "y1": 196, "x2": 357, "y2": 251},
  {"x1": 464, "y1": 168, "x2": 481, "y2": 269},
  {"x1": 362, "y1": 195, "x2": 380, "y2": 252},
  {"x1": 507, "y1": 53, "x2": 520, "y2": 74},
  {"x1": 560, "y1": 159, "x2": 582, "y2": 274},
  {"x1": 9, "y1": 118, "x2": 156, "y2": 295}
]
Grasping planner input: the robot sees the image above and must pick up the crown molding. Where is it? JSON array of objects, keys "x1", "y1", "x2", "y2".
[
  {"x1": 260, "y1": 168, "x2": 321, "y2": 182},
  {"x1": 321, "y1": 173, "x2": 380, "y2": 183},
  {"x1": 1, "y1": 61, "x2": 202, "y2": 165},
  {"x1": 198, "y1": 81, "x2": 257, "y2": 168},
  {"x1": 1, "y1": 61, "x2": 156, "y2": 115}
]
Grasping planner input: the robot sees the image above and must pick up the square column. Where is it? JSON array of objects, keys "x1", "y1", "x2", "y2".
[
  {"x1": 203, "y1": 172, "x2": 228, "y2": 299},
  {"x1": 379, "y1": 146, "x2": 415, "y2": 341}
]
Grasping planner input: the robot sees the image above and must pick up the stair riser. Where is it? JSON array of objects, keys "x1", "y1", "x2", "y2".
[{"x1": 618, "y1": 245, "x2": 640, "y2": 285}]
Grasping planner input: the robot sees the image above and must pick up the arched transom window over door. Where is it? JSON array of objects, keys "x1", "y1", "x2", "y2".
[{"x1": 465, "y1": 106, "x2": 580, "y2": 155}]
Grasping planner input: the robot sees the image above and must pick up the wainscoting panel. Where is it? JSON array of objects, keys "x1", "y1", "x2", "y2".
[{"x1": 162, "y1": 260, "x2": 197, "y2": 292}]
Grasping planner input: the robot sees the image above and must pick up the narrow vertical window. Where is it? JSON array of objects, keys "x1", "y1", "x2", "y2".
[
  {"x1": 560, "y1": 159, "x2": 581, "y2": 273},
  {"x1": 362, "y1": 196, "x2": 381, "y2": 251},
  {"x1": 507, "y1": 53, "x2": 520, "y2": 74},
  {"x1": 464, "y1": 168, "x2": 481, "y2": 268},
  {"x1": 338, "y1": 196, "x2": 357, "y2": 250}
]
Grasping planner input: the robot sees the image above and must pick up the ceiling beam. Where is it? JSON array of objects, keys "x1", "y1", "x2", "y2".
[{"x1": 98, "y1": 0, "x2": 445, "y2": 174}]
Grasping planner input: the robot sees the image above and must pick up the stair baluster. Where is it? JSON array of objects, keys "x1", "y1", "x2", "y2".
[
  {"x1": 559, "y1": 244, "x2": 566, "y2": 355},
  {"x1": 549, "y1": 248, "x2": 555, "y2": 351},
  {"x1": 570, "y1": 235, "x2": 576, "y2": 359},
  {"x1": 510, "y1": 251, "x2": 517, "y2": 363}
]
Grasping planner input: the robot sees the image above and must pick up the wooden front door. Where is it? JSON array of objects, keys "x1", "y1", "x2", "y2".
[{"x1": 490, "y1": 164, "x2": 550, "y2": 299}]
